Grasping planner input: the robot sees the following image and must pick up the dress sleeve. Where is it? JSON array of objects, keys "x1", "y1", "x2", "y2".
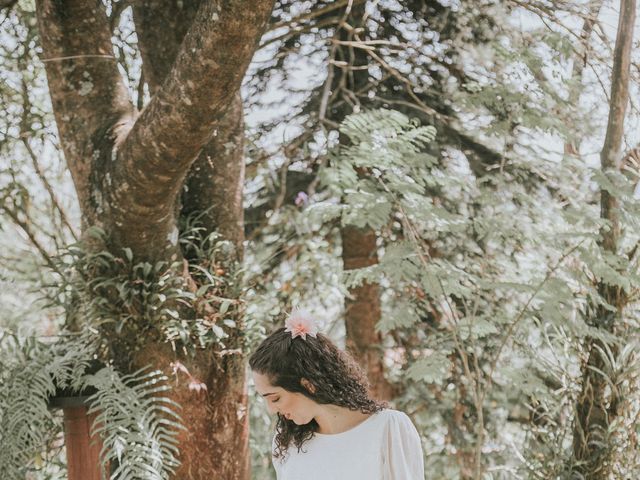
[{"x1": 382, "y1": 411, "x2": 425, "y2": 480}]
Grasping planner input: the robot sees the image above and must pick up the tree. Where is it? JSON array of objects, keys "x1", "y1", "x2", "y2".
[
  {"x1": 573, "y1": 0, "x2": 636, "y2": 477},
  {"x1": 34, "y1": 0, "x2": 273, "y2": 478}
]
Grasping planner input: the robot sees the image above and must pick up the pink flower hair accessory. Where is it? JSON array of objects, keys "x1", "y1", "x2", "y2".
[{"x1": 285, "y1": 308, "x2": 320, "y2": 340}]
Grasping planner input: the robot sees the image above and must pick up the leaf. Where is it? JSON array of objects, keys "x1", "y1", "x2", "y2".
[
  {"x1": 210, "y1": 324, "x2": 227, "y2": 339},
  {"x1": 458, "y1": 317, "x2": 499, "y2": 340},
  {"x1": 85, "y1": 225, "x2": 106, "y2": 240},
  {"x1": 406, "y1": 353, "x2": 450, "y2": 385},
  {"x1": 84, "y1": 366, "x2": 184, "y2": 480},
  {"x1": 341, "y1": 191, "x2": 393, "y2": 229},
  {"x1": 479, "y1": 280, "x2": 536, "y2": 293},
  {"x1": 420, "y1": 269, "x2": 445, "y2": 298},
  {"x1": 502, "y1": 366, "x2": 548, "y2": 397},
  {"x1": 342, "y1": 264, "x2": 381, "y2": 289},
  {"x1": 219, "y1": 299, "x2": 231, "y2": 315},
  {"x1": 380, "y1": 241, "x2": 416, "y2": 266},
  {"x1": 591, "y1": 169, "x2": 618, "y2": 196},
  {"x1": 305, "y1": 202, "x2": 343, "y2": 226},
  {"x1": 376, "y1": 301, "x2": 420, "y2": 333}
]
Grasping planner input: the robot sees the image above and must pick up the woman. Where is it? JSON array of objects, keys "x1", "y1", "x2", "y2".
[{"x1": 249, "y1": 309, "x2": 425, "y2": 479}]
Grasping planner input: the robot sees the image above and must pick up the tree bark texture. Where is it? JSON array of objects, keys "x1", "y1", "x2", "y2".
[
  {"x1": 341, "y1": 226, "x2": 397, "y2": 400},
  {"x1": 36, "y1": 0, "x2": 274, "y2": 478},
  {"x1": 132, "y1": 0, "x2": 246, "y2": 258},
  {"x1": 131, "y1": 341, "x2": 250, "y2": 479},
  {"x1": 38, "y1": 0, "x2": 272, "y2": 261},
  {"x1": 572, "y1": 0, "x2": 635, "y2": 477},
  {"x1": 35, "y1": 0, "x2": 134, "y2": 231}
]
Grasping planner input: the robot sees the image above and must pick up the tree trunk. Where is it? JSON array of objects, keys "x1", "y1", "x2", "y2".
[
  {"x1": 572, "y1": 1, "x2": 635, "y2": 477},
  {"x1": 328, "y1": 3, "x2": 396, "y2": 401},
  {"x1": 131, "y1": 2, "x2": 249, "y2": 477},
  {"x1": 35, "y1": 0, "x2": 274, "y2": 478},
  {"x1": 341, "y1": 226, "x2": 397, "y2": 400}
]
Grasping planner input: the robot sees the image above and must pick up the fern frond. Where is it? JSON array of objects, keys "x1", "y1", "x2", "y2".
[
  {"x1": 84, "y1": 366, "x2": 184, "y2": 480},
  {"x1": 0, "y1": 331, "x2": 95, "y2": 478}
]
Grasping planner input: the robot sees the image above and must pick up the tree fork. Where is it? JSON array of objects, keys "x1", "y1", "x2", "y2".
[
  {"x1": 36, "y1": 0, "x2": 275, "y2": 478},
  {"x1": 132, "y1": 4, "x2": 249, "y2": 476}
]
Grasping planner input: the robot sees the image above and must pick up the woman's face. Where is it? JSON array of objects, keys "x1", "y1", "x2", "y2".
[{"x1": 252, "y1": 371, "x2": 318, "y2": 425}]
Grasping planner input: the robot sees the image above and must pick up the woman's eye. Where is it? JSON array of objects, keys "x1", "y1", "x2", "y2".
[{"x1": 272, "y1": 398, "x2": 280, "y2": 403}]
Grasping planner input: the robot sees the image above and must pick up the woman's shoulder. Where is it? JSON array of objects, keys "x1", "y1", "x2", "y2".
[
  {"x1": 375, "y1": 408, "x2": 419, "y2": 433},
  {"x1": 376, "y1": 407, "x2": 412, "y2": 422}
]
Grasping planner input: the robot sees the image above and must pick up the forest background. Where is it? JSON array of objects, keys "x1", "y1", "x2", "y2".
[{"x1": 1, "y1": 0, "x2": 640, "y2": 479}]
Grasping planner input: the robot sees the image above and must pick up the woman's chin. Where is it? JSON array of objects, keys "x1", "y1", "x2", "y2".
[
  {"x1": 287, "y1": 416, "x2": 307, "y2": 425},
  {"x1": 296, "y1": 417, "x2": 314, "y2": 426}
]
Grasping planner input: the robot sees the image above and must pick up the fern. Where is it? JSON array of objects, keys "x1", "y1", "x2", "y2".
[
  {"x1": 0, "y1": 331, "x2": 95, "y2": 478},
  {"x1": 338, "y1": 108, "x2": 436, "y2": 148},
  {"x1": 0, "y1": 217, "x2": 237, "y2": 477},
  {"x1": 0, "y1": 329, "x2": 185, "y2": 480},
  {"x1": 84, "y1": 366, "x2": 184, "y2": 480}
]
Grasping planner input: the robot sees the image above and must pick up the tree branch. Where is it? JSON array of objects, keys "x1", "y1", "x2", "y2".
[
  {"x1": 1, "y1": 206, "x2": 60, "y2": 275},
  {"x1": 564, "y1": 0, "x2": 603, "y2": 156},
  {"x1": 111, "y1": 0, "x2": 274, "y2": 257},
  {"x1": 35, "y1": 0, "x2": 133, "y2": 216},
  {"x1": 118, "y1": 0, "x2": 273, "y2": 189},
  {"x1": 182, "y1": 93, "x2": 246, "y2": 257},
  {"x1": 21, "y1": 139, "x2": 79, "y2": 242},
  {"x1": 131, "y1": 0, "x2": 200, "y2": 95},
  {"x1": 131, "y1": 0, "x2": 248, "y2": 259},
  {"x1": 0, "y1": 0, "x2": 17, "y2": 11}
]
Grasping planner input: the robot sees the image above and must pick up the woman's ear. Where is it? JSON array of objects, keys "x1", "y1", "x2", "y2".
[{"x1": 300, "y1": 377, "x2": 316, "y2": 394}]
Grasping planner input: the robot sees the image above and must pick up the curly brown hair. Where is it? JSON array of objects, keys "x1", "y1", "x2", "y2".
[{"x1": 249, "y1": 327, "x2": 388, "y2": 461}]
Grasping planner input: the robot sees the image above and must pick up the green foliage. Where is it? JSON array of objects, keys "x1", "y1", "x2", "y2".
[
  {"x1": 320, "y1": 109, "x2": 438, "y2": 232},
  {"x1": 406, "y1": 352, "x2": 451, "y2": 385},
  {"x1": 46, "y1": 223, "x2": 241, "y2": 363},
  {"x1": 1, "y1": 0, "x2": 639, "y2": 477},
  {"x1": 0, "y1": 215, "x2": 241, "y2": 479},
  {"x1": 177, "y1": 210, "x2": 245, "y2": 350},
  {"x1": 0, "y1": 329, "x2": 185, "y2": 480},
  {"x1": 0, "y1": 331, "x2": 94, "y2": 478},
  {"x1": 84, "y1": 366, "x2": 183, "y2": 480},
  {"x1": 289, "y1": 107, "x2": 640, "y2": 478}
]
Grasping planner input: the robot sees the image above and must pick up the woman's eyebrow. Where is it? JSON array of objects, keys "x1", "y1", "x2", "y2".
[{"x1": 262, "y1": 392, "x2": 277, "y2": 397}]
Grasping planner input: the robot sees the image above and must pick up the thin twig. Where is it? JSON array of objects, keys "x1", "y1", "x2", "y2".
[
  {"x1": 21, "y1": 139, "x2": 79, "y2": 242},
  {"x1": 375, "y1": 172, "x2": 486, "y2": 476},
  {"x1": 319, "y1": 41, "x2": 338, "y2": 123},
  {"x1": 2, "y1": 207, "x2": 61, "y2": 275},
  {"x1": 40, "y1": 54, "x2": 116, "y2": 62},
  {"x1": 268, "y1": 0, "x2": 365, "y2": 33},
  {"x1": 486, "y1": 240, "x2": 586, "y2": 387}
]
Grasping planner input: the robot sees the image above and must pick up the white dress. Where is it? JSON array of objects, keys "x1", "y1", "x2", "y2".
[{"x1": 271, "y1": 408, "x2": 424, "y2": 480}]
